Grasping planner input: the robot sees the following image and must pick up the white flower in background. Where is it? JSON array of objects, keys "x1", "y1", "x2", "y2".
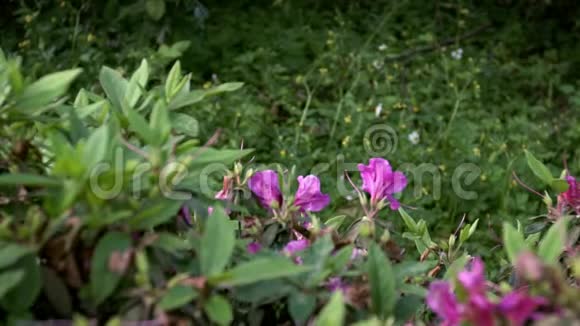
[
  {"x1": 375, "y1": 103, "x2": 383, "y2": 117},
  {"x1": 378, "y1": 44, "x2": 388, "y2": 51},
  {"x1": 451, "y1": 48, "x2": 463, "y2": 60},
  {"x1": 408, "y1": 130, "x2": 420, "y2": 144},
  {"x1": 372, "y1": 59, "x2": 384, "y2": 70}
]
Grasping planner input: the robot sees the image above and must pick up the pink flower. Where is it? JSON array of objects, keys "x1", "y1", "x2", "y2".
[
  {"x1": 247, "y1": 241, "x2": 262, "y2": 254},
  {"x1": 248, "y1": 170, "x2": 330, "y2": 212},
  {"x1": 326, "y1": 277, "x2": 348, "y2": 293},
  {"x1": 293, "y1": 175, "x2": 331, "y2": 212},
  {"x1": 457, "y1": 258, "x2": 495, "y2": 326},
  {"x1": 283, "y1": 239, "x2": 310, "y2": 255},
  {"x1": 498, "y1": 291, "x2": 547, "y2": 326},
  {"x1": 561, "y1": 175, "x2": 580, "y2": 214},
  {"x1": 248, "y1": 170, "x2": 283, "y2": 209},
  {"x1": 180, "y1": 205, "x2": 192, "y2": 226},
  {"x1": 458, "y1": 257, "x2": 487, "y2": 295},
  {"x1": 426, "y1": 281, "x2": 461, "y2": 326},
  {"x1": 357, "y1": 158, "x2": 407, "y2": 210}
]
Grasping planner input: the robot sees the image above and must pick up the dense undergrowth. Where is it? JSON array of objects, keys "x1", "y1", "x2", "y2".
[{"x1": 0, "y1": 0, "x2": 579, "y2": 325}]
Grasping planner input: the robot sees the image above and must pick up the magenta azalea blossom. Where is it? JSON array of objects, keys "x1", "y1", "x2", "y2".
[
  {"x1": 426, "y1": 281, "x2": 462, "y2": 326},
  {"x1": 562, "y1": 175, "x2": 580, "y2": 214},
  {"x1": 249, "y1": 170, "x2": 330, "y2": 212},
  {"x1": 247, "y1": 241, "x2": 262, "y2": 254},
  {"x1": 357, "y1": 158, "x2": 407, "y2": 210},
  {"x1": 458, "y1": 257, "x2": 487, "y2": 295},
  {"x1": 283, "y1": 239, "x2": 309, "y2": 255},
  {"x1": 326, "y1": 277, "x2": 348, "y2": 293},
  {"x1": 294, "y1": 175, "x2": 331, "y2": 212},
  {"x1": 498, "y1": 291, "x2": 547, "y2": 326},
  {"x1": 248, "y1": 170, "x2": 283, "y2": 209}
]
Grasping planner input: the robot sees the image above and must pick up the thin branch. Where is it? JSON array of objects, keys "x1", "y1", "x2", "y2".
[
  {"x1": 385, "y1": 23, "x2": 493, "y2": 63},
  {"x1": 512, "y1": 171, "x2": 544, "y2": 199},
  {"x1": 120, "y1": 138, "x2": 149, "y2": 159}
]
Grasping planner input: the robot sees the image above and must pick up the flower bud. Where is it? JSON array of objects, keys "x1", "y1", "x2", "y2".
[
  {"x1": 380, "y1": 229, "x2": 391, "y2": 243},
  {"x1": 515, "y1": 251, "x2": 544, "y2": 282}
]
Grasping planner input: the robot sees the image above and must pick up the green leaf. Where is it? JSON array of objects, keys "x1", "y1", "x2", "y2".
[
  {"x1": 125, "y1": 59, "x2": 149, "y2": 108},
  {"x1": 125, "y1": 105, "x2": 155, "y2": 145},
  {"x1": 158, "y1": 286, "x2": 198, "y2": 310},
  {"x1": 394, "y1": 260, "x2": 437, "y2": 280},
  {"x1": 367, "y1": 243, "x2": 396, "y2": 320},
  {"x1": 0, "y1": 270, "x2": 25, "y2": 298},
  {"x1": 0, "y1": 244, "x2": 33, "y2": 269},
  {"x1": 149, "y1": 101, "x2": 171, "y2": 145},
  {"x1": 398, "y1": 208, "x2": 418, "y2": 232},
  {"x1": 216, "y1": 258, "x2": 312, "y2": 287},
  {"x1": 90, "y1": 232, "x2": 132, "y2": 305},
  {"x1": 153, "y1": 233, "x2": 191, "y2": 254},
  {"x1": 41, "y1": 267, "x2": 72, "y2": 317},
  {"x1": 502, "y1": 222, "x2": 529, "y2": 264},
  {"x1": 171, "y1": 113, "x2": 199, "y2": 137},
  {"x1": 551, "y1": 179, "x2": 570, "y2": 194},
  {"x1": 444, "y1": 253, "x2": 468, "y2": 280},
  {"x1": 181, "y1": 148, "x2": 254, "y2": 170},
  {"x1": 1, "y1": 254, "x2": 41, "y2": 311},
  {"x1": 99, "y1": 66, "x2": 128, "y2": 113},
  {"x1": 315, "y1": 291, "x2": 345, "y2": 326},
  {"x1": 200, "y1": 206, "x2": 235, "y2": 276},
  {"x1": 525, "y1": 150, "x2": 553, "y2": 185},
  {"x1": 324, "y1": 215, "x2": 346, "y2": 229},
  {"x1": 165, "y1": 61, "x2": 182, "y2": 100},
  {"x1": 168, "y1": 82, "x2": 244, "y2": 110},
  {"x1": 130, "y1": 199, "x2": 183, "y2": 230},
  {"x1": 537, "y1": 218, "x2": 568, "y2": 265},
  {"x1": 82, "y1": 124, "x2": 110, "y2": 172},
  {"x1": 288, "y1": 292, "x2": 316, "y2": 325},
  {"x1": 0, "y1": 173, "x2": 61, "y2": 187},
  {"x1": 394, "y1": 295, "x2": 423, "y2": 321},
  {"x1": 204, "y1": 295, "x2": 233, "y2": 326},
  {"x1": 145, "y1": 0, "x2": 166, "y2": 21},
  {"x1": 14, "y1": 69, "x2": 82, "y2": 115}
]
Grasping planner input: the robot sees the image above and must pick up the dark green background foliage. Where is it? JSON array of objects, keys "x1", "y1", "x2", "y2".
[{"x1": 1, "y1": 0, "x2": 580, "y2": 323}]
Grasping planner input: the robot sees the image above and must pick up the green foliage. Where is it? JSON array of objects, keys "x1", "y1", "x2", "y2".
[{"x1": 1, "y1": 0, "x2": 579, "y2": 324}]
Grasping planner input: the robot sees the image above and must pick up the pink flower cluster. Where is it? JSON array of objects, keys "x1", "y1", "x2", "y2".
[
  {"x1": 358, "y1": 158, "x2": 407, "y2": 210},
  {"x1": 560, "y1": 175, "x2": 580, "y2": 215},
  {"x1": 427, "y1": 257, "x2": 546, "y2": 326},
  {"x1": 248, "y1": 170, "x2": 330, "y2": 212}
]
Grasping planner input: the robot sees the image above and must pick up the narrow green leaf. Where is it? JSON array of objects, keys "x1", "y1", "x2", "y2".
[
  {"x1": 41, "y1": 267, "x2": 73, "y2": 317},
  {"x1": 15, "y1": 69, "x2": 82, "y2": 115},
  {"x1": 149, "y1": 101, "x2": 171, "y2": 145},
  {"x1": 502, "y1": 222, "x2": 529, "y2": 264},
  {"x1": 165, "y1": 61, "x2": 182, "y2": 100},
  {"x1": 204, "y1": 295, "x2": 233, "y2": 326},
  {"x1": 125, "y1": 105, "x2": 155, "y2": 145},
  {"x1": 125, "y1": 59, "x2": 149, "y2": 108},
  {"x1": 82, "y1": 124, "x2": 110, "y2": 172},
  {"x1": 324, "y1": 215, "x2": 346, "y2": 230},
  {"x1": 398, "y1": 208, "x2": 418, "y2": 232},
  {"x1": 525, "y1": 150, "x2": 553, "y2": 185},
  {"x1": 90, "y1": 232, "x2": 132, "y2": 305},
  {"x1": 158, "y1": 286, "x2": 198, "y2": 310},
  {"x1": 0, "y1": 174, "x2": 61, "y2": 187},
  {"x1": 200, "y1": 206, "x2": 235, "y2": 276},
  {"x1": 99, "y1": 66, "x2": 127, "y2": 113},
  {"x1": 130, "y1": 199, "x2": 183, "y2": 230},
  {"x1": 367, "y1": 243, "x2": 396, "y2": 319},
  {"x1": 216, "y1": 258, "x2": 312, "y2": 287},
  {"x1": 537, "y1": 218, "x2": 568, "y2": 265},
  {"x1": 315, "y1": 291, "x2": 345, "y2": 326},
  {"x1": 168, "y1": 82, "x2": 244, "y2": 110}
]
